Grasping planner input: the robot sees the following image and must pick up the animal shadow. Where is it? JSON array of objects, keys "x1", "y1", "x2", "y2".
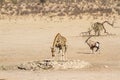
[
  {"x1": 0, "y1": 79, "x2": 6, "y2": 80},
  {"x1": 77, "y1": 52, "x2": 93, "y2": 54}
]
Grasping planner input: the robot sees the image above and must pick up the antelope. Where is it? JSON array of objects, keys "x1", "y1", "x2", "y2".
[{"x1": 85, "y1": 36, "x2": 100, "y2": 54}]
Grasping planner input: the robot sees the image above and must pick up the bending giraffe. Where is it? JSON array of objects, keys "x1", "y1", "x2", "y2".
[
  {"x1": 51, "y1": 33, "x2": 67, "y2": 60},
  {"x1": 91, "y1": 21, "x2": 115, "y2": 36}
]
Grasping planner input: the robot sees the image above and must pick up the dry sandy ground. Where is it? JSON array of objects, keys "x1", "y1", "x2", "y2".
[
  {"x1": 0, "y1": 16, "x2": 120, "y2": 80},
  {"x1": 0, "y1": 71, "x2": 120, "y2": 80}
]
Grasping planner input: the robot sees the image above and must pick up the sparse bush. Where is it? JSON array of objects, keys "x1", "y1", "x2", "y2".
[
  {"x1": 117, "y1": 3, "x2": 120, "y2": 6},
  {"x1": 0, "y1": 0, "x2": 119, "y2": 18},
  {"x1": 118, "y1": 12, "x2": 120, "y2": 15},
  {"x1": 39, "y1": 0, "x2": 46, "y2": 5},
  {"x1": 11, "y1": 0, "x2": 17, "y2": 4},
  {"x1": 0, "y1": 0, "x2": 5, "y2": 4}
]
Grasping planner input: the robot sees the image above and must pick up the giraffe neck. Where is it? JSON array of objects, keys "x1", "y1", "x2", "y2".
[
  {"x1": 52, "y1": 33, "x2": 60, "y2": 48},
  {"x1": 102, "y1": 21, "x2": 113, "y2": 26}
]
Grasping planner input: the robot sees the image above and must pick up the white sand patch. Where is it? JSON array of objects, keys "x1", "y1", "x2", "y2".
[
  {"x1": 51, "y1": 60, "x2": 91, "y2": 70},
  {"x1": 17, "y1": 60, "x2": 91, "y2": 70}
]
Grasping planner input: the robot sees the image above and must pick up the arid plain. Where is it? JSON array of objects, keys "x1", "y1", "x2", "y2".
[{"x1": 0, "y1": 15, "x2": 120, "y2": 80}]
